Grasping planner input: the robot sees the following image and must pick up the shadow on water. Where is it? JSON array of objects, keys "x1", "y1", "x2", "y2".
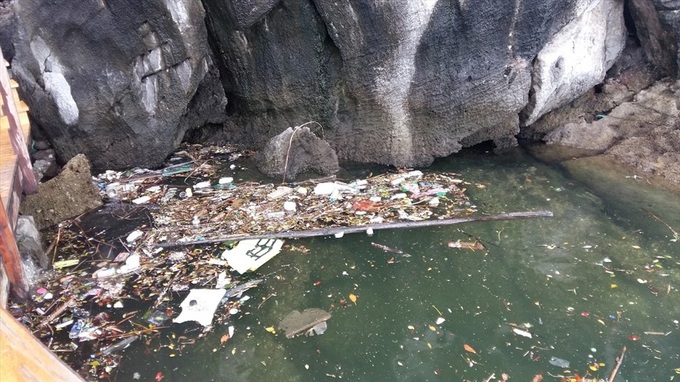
[{"x1": 117, "y1": 145, "x2": 680, "y2": 381}]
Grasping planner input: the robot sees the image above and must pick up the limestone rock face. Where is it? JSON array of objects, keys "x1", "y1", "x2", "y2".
[
  {"x1": 203, "y1": 0, "x2": 627, "y2": 167},
  {"x1": 12, "y1": 0, "x2": 226, "y2": 172},
  {"x1": 521, "y1": 0, "x2": 626, "y2": 125}
]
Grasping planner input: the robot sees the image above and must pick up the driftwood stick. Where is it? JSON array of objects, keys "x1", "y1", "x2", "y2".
[
  {"x1": 153, "y1": 210, "x2": 553, "y2": 248},
  {"x1": 39, "y1": 296, "x2": 76, "y2": 327},
  {"x1": 608, "y1": 346, "x2": 626, "y2": 382}
]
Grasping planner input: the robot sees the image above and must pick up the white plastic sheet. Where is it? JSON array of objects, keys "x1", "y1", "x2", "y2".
[
  {"x1": 221, "y1": 239, "x2": 284, "y2": 274},
  {"x1": 173, "y1": 289, "x2": 227, "y2": 327}
]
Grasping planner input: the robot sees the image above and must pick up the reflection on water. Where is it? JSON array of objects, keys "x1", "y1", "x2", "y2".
[{"x1": 119, "y1": 146, "x2": 679, "y2": 381}]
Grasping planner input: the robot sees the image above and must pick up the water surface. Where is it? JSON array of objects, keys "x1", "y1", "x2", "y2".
[{"x1": 119, "y1": 146, "x2": 680, "y2": 381}]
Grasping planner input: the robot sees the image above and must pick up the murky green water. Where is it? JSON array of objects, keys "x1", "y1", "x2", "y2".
[{"x1": 118, "y1": 146, "x2": 680, "y2": 381}]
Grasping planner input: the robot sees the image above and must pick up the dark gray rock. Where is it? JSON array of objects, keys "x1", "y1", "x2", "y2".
[
  {"x1": 223, "y1": 0, "x2": 282, "y2": 29},
  {"x1": 32, "y1": 139, "x2": 50, "y2": 151},
  {"x1": 203, "y1": 0, "x2": 626, "y2": 167},
  {"x1": 33, "y1": 158, "x2": 59, "y2": 182},
  {"x1": 256, "y1": 125, "x2": 339, "y2": 180},
  {"x1": 0, "y1": 0, "x2": 15, "y2": 61},
  {"x1": 11, "y1": 0, "x2": 225, "y2": 172},
  {"x1": 32, "y1": 148, "x2": 55, "y2": 161},
  {"x1": 628, "y1": 0, "x2": 680, "y2": 77}
]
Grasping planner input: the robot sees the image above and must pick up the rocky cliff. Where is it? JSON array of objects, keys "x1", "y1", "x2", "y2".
[
  {"x1": 203, "y1": 0, "x2": 629, "y2": 168},
  {"x1": 5, "y1": 0, "x2": 680, "y2": 172},
  {"x1": 10, "y1": 0, "x2": 226, "y2": 171}
]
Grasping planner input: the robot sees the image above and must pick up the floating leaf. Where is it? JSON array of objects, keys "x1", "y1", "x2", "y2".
[
  {"x1": 427, "y1": 342, "x2": 432, "y2": 349},
  {"x1": 220, "y1": 334, "x2": 230, "y2": 344},
  {"x1": 265, "y1": 326, "x2": 276, "y2": 334},
  {"x1": 463, "y1": 344, "x2": 477, "y2": 354},
  {"x1": 349, "y1": 293, "x2": 358, "y2": 304},
  {"x1": 428, "y1": 325, "x2": 437, "y2": 331}
]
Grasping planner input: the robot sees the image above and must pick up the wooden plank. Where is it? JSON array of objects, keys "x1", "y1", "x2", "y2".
[
  {"x1": 1, "y1": 113, "x2": 31, "y2": 132},
  {"x1": 0, "y1": 307, "x2": 84, "y2": 382},
  {"x1": 0, "y1": 129, "x2": 18, "y2": 219},
  {"x1": 0, "y1": 48, "x2": 36, "y2": 194}
]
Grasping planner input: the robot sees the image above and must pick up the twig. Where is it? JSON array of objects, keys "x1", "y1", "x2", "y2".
[
  {"x1": 46, "y1": 226, "x2": 62, "y2": 266},
  {"x1": 645, "y1": 209, "x2": 679, "y2": 242},
  {"x1": 153, "y1": 271, "x2": 180, "y2": 309},
  {"x1": 39, "y1": 296, "x2": 76, "y2": 327},
  {"x1": 608, "y1": 346, "x2": 626, "y2": 382},
  {"x1": 257, "y1": 293, "x2": 277, "y2": 310}
]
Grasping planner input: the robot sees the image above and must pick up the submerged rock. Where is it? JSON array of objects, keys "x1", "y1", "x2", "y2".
[
  {"x1": 278, "y1": 308, "x2": 331, "y2": 338},
  {"x1": 255, "y1": 125, "x2": 339, "y2": 181}
]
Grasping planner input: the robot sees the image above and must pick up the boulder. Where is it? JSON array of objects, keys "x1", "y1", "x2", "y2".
[
  {"x1": 11, "y1": 0, "x2": 226, "y2": 172},
  {"x1": 256, "y1": 125, "x2": 339, "y2": 180},
  {"x1": 203, "y1": 0, "x2": 626, "y2": 168},
  {"x1": 21, "y1": 154, "x2": 103, "y2": 229}
]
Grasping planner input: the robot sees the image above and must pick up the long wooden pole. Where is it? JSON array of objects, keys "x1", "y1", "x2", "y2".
[
  {"x1": 0, "y1": 195, "x2": 28, "y2": 298},
  {"x1": 154, "y1": 210, "x2": 553, "y2": 248}
]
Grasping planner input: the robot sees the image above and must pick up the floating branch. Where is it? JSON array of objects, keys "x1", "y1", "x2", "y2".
[{"x1": 153, "y1": 210, "x2": 553, "y2": 248}]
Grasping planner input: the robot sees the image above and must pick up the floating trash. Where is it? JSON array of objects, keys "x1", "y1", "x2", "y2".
[
  {"x1": 548, "y1": 356, "x2": 570, "y2": 368},
  {"x1": 278, "y1": 308, "x2": 331, "y2": 338},
  {"x1": 174, "y1": 289, "x2": 228, "y2": 327}
]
